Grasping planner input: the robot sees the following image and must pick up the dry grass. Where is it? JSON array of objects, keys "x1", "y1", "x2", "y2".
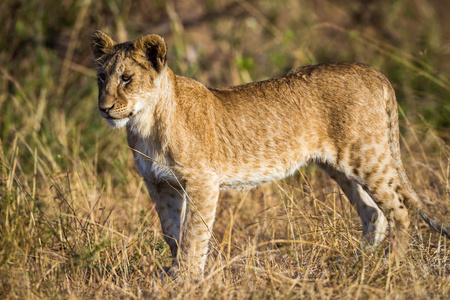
[{"x1": 1, "y1": 0, "x2": 449, "y2": 299}]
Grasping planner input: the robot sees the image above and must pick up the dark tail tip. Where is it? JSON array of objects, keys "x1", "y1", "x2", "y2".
[{"x1": 418, "y1": 208, "x2": 450, "y2": 239}]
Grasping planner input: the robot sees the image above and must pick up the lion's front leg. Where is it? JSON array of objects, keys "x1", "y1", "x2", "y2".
[
  {"x1": 169, "y1": 174, "x2": 220, "y2": 281},
  {"x1": 145, "y1": 180, "x2": 186, "y2": 265}
]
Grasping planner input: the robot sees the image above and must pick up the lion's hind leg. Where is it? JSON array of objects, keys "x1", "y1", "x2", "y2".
[{"x1": 316, "y1": 162, "x2": 388, "y2": 251}]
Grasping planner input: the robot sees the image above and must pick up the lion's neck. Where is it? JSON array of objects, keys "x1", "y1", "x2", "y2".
[{"x1": 127, "y1": 67, "x2": 176, "y2": 141}]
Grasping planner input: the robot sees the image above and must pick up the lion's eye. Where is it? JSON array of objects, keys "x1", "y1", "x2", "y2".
[{"x1": 121, "y1": 75, "x2": 131, "y2": 83}]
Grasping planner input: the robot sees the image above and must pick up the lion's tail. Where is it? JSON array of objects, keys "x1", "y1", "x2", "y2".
[
  {"x1": 418, "y1": 205, "x2": 450, "y2": 239},
  {"x1": 383, "y1": 79, "x2": 450, "y2": 239}
]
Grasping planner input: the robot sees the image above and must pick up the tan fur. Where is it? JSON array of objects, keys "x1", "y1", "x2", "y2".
[{"x1": 90, "y1": 30, "x2": 450, "y2": 281}]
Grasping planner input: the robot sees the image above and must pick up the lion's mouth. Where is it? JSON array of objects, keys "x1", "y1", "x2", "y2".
[{"x1": 103, "y1": 111, "x2": 134, "y2": 120}]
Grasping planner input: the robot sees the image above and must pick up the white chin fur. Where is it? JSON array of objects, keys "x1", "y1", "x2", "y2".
[{"x1": 106, "y1": 118, "x2": 129, "y2": 128}]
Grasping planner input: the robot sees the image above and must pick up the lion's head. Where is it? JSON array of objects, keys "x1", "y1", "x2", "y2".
[{"x1": 90, "y1": 30, "x2": 167, "y2": 128}]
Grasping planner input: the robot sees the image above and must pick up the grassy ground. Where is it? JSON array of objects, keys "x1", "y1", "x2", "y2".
[{"x1": 1, "y1": 0, "x2": 449, "y2": 298}]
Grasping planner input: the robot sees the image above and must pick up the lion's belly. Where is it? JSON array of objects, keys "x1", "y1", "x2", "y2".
[{"x1": 219, "y1": 158, "x2": 309, "y2": 190}]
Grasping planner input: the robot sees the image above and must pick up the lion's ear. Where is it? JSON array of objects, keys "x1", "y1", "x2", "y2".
[
  {"x1": 91, "y1": 30, "x2": 116, "y2": 59},
  {"x1": 135, "y1": 34, "x2": 167, "y2": 72}
]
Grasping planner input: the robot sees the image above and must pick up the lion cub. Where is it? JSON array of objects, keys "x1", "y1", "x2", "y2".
[{"x1": 90, "y1": 30, "x2": 449, "y2": 280}]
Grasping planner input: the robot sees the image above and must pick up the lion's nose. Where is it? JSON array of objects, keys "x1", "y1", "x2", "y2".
[{"x1": 99, "y1": 103, "x2": 115, "y2": 114}]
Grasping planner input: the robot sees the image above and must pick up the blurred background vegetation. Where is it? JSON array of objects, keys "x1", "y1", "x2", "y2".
[
  {"x1": 0, "y1": 0, "x2": 449, "y2": 298},
  {"x1": 1, "y1": 0, "x2": 449, "y2": 162}
]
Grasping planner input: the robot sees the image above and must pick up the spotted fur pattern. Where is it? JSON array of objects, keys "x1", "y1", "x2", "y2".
[{"x1": 90, "y1": 30, "x2": 450, "y2": 281}]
